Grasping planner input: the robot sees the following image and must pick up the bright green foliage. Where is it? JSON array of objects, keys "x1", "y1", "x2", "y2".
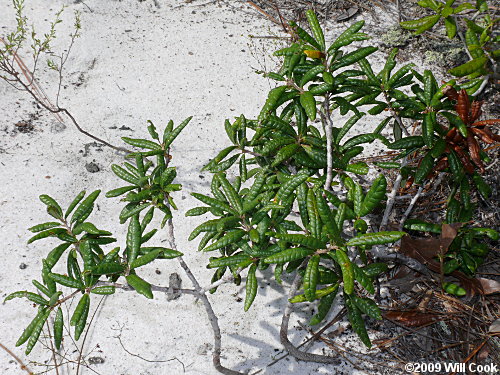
[
  {"x1": 6, "y1": 7, "x2": 498, "y2": 361},
  {"x1": 334, "y1": 249, "x2": 355, "y2": 295},
  {"x1": 181, "y1": 10, "x2": 496, "y2": 349},
  {"x1": 303, "y1": 255, "x2": 320, "y2": 301},
  {"x1": 244, "y1": 264, "x2": 258, "y2": 311},
  {"x1": 346, "y1": 295, "x2": 371, "y2": 348},
  {"x1": 7, "y1": 117, "x2": 188, "y2": 354},
  {"x1": 442, "y1": 282, "x2": 466, "y2": 296},
  {"x1": 401, "y1": 0, "x2": 497, "y2": 89},
  {"x1": 53, "y1": 307, "x2": 63, "y2": 349},
  {"x1": 126, "y1": 274, "x2": 153, "y2": 299}
]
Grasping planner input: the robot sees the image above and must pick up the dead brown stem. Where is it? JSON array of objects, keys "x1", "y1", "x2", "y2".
[{"x1": 0, "y1": 342, "x2": 34, "y2": 375}]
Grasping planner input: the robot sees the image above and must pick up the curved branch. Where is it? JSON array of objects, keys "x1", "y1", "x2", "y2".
[
  {"x1": 0, "y1": 42, "x2": 130, "y2": 154},
  {"x1": 166, "y1": 219, "x2": 243, "y2": 375},
  {"x1": 280, "y1": 272, "x2": 340, "y2": 364},
  {"x1": 94, "y1": 280, "x2": 197, "y2": 296}
]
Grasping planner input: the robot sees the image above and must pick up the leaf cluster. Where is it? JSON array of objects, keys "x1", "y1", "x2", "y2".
[
  {"x1": 6, "y1": 118, "x2": 190, "y2": 354},
  {"x1": 7, "y1": 8, "x2": 499, "y2": 357},
  {"x1": 400, "y1": 0, "x2": 499, "y2": 82}
]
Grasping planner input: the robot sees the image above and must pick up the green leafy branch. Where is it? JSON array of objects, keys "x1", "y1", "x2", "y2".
[
  {"x1": 400, "y1": 0, "x2": 499, "y2": 93},
  {"x1": 4, "y1": 5, "x2": 499, "y2": 375}
]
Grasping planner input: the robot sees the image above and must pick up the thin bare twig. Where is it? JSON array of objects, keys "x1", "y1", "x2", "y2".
[
  {"x1": 45, "y1": 320, "x2": 60, "y2": 375},
  {"x1": 166, "y1": 218, "x2": 243, "y2": 375},
  {"x1": 380, "y1": 158, "x2": 408, "y2": 231},
  {"x1": 398, "y1": 185, "x2": 424, "y2": 231},
  {"x1": 76, "y1": 296, "x2": 106, "y2": 375},
  {"x1": 0, "y1": 342, "x2": 34, "y2": 375},
  {"x1": 383, "y1": 91, "x2": 410, "y2": 137},
  {"x1": 247, "y1": 1, "x2": 281, "y2": 27},
  {"x1": 114, "y1": 326, "x2": 185, "y2": 371},
  {"x1": 1, "y1": 37, "x2": 64, "y2": 124},
  {"x1": 471, "y1": 75, "x2": 490, "y2": 97},
  {"x1": 95, "y1": 280, "x2": 197, "y2": 296},
  {"x1": 201, "y1": 268, "x2": 242, "y2": 294},
  {"x1": 0, "y1": 38, "x2": 129, "y2": 153}
]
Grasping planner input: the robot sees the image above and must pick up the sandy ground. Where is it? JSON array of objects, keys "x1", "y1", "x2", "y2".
[{"x1": 0, "y1": 1, "x2": 415, "y2": 374}]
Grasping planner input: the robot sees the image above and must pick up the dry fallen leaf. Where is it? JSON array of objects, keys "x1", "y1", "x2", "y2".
[
  {"x1": 383, "y1": 310, "x2": 443, "y2": 327},
  {"x1": 335, "y1": 7, "x2": 359, "y2": 22},
  {"x1": 399, "y1": 224, "x2": 462, "y2": 268},
  {"x1": 399, "y1": 223, "x2": 486, "y2": 295},
  {"x1": 477, "y1": 278, "x2": 500, "y2": 295},
  {"x1": 488, "y1": 319, "x2": 500, "y2": 334}
]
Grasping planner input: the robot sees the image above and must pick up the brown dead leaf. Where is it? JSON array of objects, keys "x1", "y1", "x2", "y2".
[
  {"x1": 477, "y1": 278, "x2": 500, "y2": 295},
  {"x1": 335, "y1": 7, "x2": 358, "y2": 22},
  {"x1": 399, "y1": 224, "x2": 486, "y2": 296},
  {"x1": 400, "y1": 236, "x2": 442, "y2": 272},
  {"x1": 417, "y1": 290, "x2": 434, "y2": 310},
  {"x1": 440, "y1": 223, "x2": 462, "y2": 250},
  {"x1": 383, "y1": 310, "x2": 443, "y2": 327},
  {"x1": 489, "y1": 319, "x2": 500, "y2": 334},
  {"x1": 400, "y1": 224, "x2": 462, "y2": 268}
]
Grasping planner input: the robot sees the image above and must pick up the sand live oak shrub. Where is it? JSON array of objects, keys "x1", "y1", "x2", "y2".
[{"x1": 3, "y1": 5, "x2": 499, "y2": 373}]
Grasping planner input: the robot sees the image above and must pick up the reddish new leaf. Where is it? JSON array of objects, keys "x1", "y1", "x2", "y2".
[
  {"x1": 471, "y1": 127, "x2": 496, "y2": 144},
  {"x1": 440, "y1": 223, "x2": 462, "y2": 250},
  {"x1": 477, "y1": 127, "x2": 500, "y2": 142},
  {"x1": 472, "y1": 119, "x2": 500, "y2": 128},
  {"x1": 470, "y1": 101, "x2": 483, "y2": 123},
  {"x1": 452, "y1": 144, "x2": 475, "y2": 174},
  {"x1": 443, "y1": 85, "x2": 459, "y2": 101},
  {"x1": 446, "y1": 127, "x2": 457, "y2": 141},
  {"x1": 467, "y1": 134, "x2": 484, "y2": 172},
  {"x1": 434, "y1": 157, "x2": 448, "y2": 172},
  {"x1": 456, "y1": 89, "x2": 470, "y2": 125}
]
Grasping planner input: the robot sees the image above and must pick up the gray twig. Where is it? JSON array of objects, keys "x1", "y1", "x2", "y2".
[
  {"x1": 201, "y1": 268, "x2": 242, "y2": 294},
  {"x1": 383, "y1": 91, "x2": 410, "y2": 137},
  {"x1": 95, "y1": 281, "x2": 197, "y2": 296},
  {"x1": 398, "y1": 185, "x2": 424, "y2": 231},
  {"x1": 323, "y1": 95, "x2": 334, "y2": 191},
  {"x1": 166, "y1": 219, "x2": 243, "y2": 375},
  {"x1": 380, "y1": 157, "x2": 408, "y2": 231}
]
